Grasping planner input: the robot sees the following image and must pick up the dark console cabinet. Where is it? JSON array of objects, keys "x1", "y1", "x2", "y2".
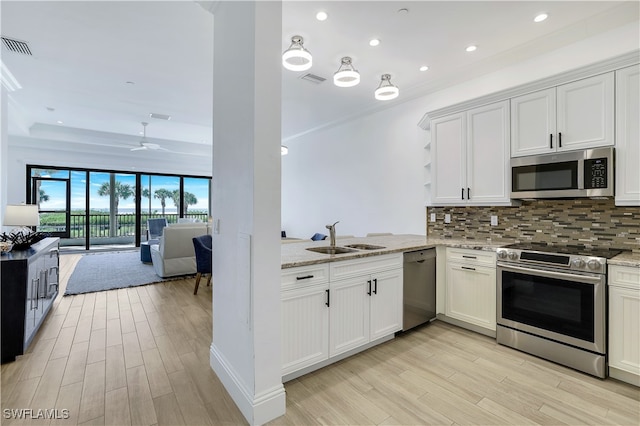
[{"x1": 1, "y1": 238, "x2": 60, "y2": 363}]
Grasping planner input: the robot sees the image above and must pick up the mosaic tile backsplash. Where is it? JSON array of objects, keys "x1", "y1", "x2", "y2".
[{"x1": 427, "y1": 199, "x2": 639, "y2": 252}]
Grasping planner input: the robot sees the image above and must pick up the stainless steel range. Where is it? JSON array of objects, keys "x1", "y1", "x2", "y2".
[{"x1": 496, "y1": 242, "x2": 623, "y2": 378}]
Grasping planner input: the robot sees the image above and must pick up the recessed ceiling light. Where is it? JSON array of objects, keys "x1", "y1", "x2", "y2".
[
  {"x1": 369, "y1": 39, "x2": 380, "y2": 47},
  {"x1": 419, "y1": 65, "x2": 429, "y2": 72},
  {"x1": 397, "y1": 8, "x2": 409, "y2": 14},
  {"x1": 125, "y1": 81, "x2": 135, "y2": 85},
  {"x1": 465, "y1": 45, "x2": 477, "y2": 52},
  {"x1": 56, "y1": 120, "x2": 63, "y2": 124},
  {"x1": 316, "y1": 11, "x2": 328, "y2": 21},
  {"x1": 534, "y1": 13, "x2": 548, "y2": 23}
]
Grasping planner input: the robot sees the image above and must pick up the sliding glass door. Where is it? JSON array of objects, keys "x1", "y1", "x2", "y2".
[{"x1": 27, "y1": 165, "x2": 211, "y2": 251}]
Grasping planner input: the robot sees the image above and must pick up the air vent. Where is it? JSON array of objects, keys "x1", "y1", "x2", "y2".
[
  {"x1": 300, "y1": 73, "x2": 326, "y2": 84},
  {"x1": 149, "y1": 113, "x2": 171, "y2": 121},
  {"x1": 1, "y1": 37, "x2": 32, "y2": 56}
]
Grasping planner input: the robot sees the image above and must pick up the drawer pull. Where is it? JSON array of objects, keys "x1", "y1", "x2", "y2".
[
  {"x1": 373, "y1": 278, "x2": 378, "y2": 295},
  {"x1": 367, "y1": 280, "x2": 372, "y2": 296},
  {"x1": 461, "y1": 266, "x2": 476, "y2": 271},
  {"x1": 325, "y1": 289, "x2": 330, "y2": 307},
  {"x1": 296, "y1": 275, "x2": 314, "y2": 280},
  {"x1": 462, "y1": 255, "x2": 477, "y2": 259}
]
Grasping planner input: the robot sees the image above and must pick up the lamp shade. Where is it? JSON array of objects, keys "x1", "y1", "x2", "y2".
[{"x1": 3, "y1": 204, "x2": 40, "y2": 227}]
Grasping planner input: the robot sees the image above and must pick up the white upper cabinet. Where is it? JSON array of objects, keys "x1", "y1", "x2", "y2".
[
  {"x1": 431, "y1": 101, "x2": 511, "y2": 206},
  {"x1": 431, "y1": 113, "x2": 465, "y2": 205},
  {"x1": 511, "y1": 72, "x2": 614, "y2": 157},
  {"x1": 615, "y1": 64, "x2": 640, "y2": 206}
]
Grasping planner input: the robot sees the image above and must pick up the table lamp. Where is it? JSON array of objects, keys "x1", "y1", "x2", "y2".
[{"x1": 2, "y1": 203, "x2": 41, "y2": 249}]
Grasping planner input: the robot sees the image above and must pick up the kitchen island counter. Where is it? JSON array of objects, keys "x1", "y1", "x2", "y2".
[{"x1": 281, "y1": 234, "x2": 505, "y2": 269}]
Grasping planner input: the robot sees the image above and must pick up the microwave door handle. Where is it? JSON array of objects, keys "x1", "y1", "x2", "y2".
[{"x1": 577, "y1": 159, "x2": 585, "y2": 189}]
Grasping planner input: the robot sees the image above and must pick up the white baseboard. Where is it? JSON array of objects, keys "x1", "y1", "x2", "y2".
[
  {"x1": 210, "y1": 344, "x2": 286, "y2": 425},
  {"x1": 609, "y1": 366, "x2": 640, "y2": 387}
]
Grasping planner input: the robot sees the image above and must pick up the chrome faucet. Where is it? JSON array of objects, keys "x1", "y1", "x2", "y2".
[{"x1": 326, "y1": 221, "x2": 339, "y2": 247}]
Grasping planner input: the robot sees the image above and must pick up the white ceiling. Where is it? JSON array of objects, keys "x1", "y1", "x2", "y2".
[{"x1": 2, "y1": 1, "x2": 638, "y2": 151}]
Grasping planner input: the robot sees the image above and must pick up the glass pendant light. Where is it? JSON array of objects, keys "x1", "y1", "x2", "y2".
[
  {"x1": 333, "y1": 57, "x2": 360, "y2": 87},
  {"x1": 374, "y1": 74, "x2": 399, "y2": 100},
  {"x1": 282, "y1": 36, "x2": 312, "y2": 72}
]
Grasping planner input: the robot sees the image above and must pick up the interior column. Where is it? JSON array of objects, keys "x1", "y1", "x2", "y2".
[{"x1": 209, "y1": 1, "x2": 285, "y2": 424}]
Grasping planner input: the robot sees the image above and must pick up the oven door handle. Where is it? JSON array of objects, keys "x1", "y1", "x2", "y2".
[{"x1": 497, "y1": 264, "x2": 603, "y2": 285}]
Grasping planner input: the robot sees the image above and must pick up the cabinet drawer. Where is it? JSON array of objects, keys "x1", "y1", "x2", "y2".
[
  {"x1": 446, "y1": 248, "x2": 495, "y2": 267},
  {"x1": 609, "y1": 265, "x2": 640, "y2": 290},
  {"x1": 330, "y1": 253, "x2": 402, "y2": 281},
  {"x1": 282, "y1": 264, "x2": 329, "y2": 290}
]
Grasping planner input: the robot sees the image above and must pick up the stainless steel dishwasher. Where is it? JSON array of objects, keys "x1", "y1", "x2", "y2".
[{"x1": 403, "y1": 249, "x2": 436, "y2": 331}]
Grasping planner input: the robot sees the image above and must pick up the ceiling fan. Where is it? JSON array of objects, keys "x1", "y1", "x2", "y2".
[{"x1": 131, "y1": 122, "x2": 168, "y2": 151}]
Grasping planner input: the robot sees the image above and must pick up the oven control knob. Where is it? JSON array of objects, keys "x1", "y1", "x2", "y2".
[
  {"x1": 507, "y1": 251, "x2": 518, "y2": 261},
  {"x1": 572, "y1": 258, "x2": 586, "y2": 269},
  {"x1": 587, "y1": 259, "x2": 602, "y2": 270},
  {"x1": 497, "y1": 250, "x2": 507, "y2": 259}
]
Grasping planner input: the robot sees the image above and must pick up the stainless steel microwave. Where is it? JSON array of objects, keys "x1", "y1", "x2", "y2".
[{"x1": 511, "y1": 147, "x2": 614, "y2": 199}]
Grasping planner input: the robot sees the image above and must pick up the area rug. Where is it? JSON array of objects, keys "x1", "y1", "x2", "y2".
[{"x1": 65, "y1": 251, "x2": 192, "y2": 295}]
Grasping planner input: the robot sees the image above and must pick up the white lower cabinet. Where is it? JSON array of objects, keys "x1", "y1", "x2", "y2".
[
  {"x1": 330, "y1": 267, "x2": 403, "y2": 357},
  {"x1": 281, "y1": 282, "x2": 329, "y2": 376},
  {"x1": 281, "y1": 254, "x2": 403, "y2": 379},
  {"x1": 608, "y1": 265, "x2": 640, "y2": 386},
  {"x1": 445, "y1": 248, "x2": 496, "y2": 332}
]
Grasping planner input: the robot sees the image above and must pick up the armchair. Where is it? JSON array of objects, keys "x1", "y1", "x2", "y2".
[
  {"x1": 146, "y1": 218, "x2": 168, "y2": 242},
  {"x1": 149, "y1": 224, "x2": 208, "y2": 278},
  {"x1": 192, "y1": 234, "x2": 212, "y2": 295}
]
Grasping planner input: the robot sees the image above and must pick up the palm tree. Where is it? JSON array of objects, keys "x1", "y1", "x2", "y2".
[
  {"x1": 154, "y1": 188, "x2": 174, "y2": 216},
  {"x1": 182, "y1": 192, "x2": 198, "y2": 215},
  {"x1": 97, "y1": 181, "x2": 134, "y2": 214},
  {"x1": 37, "y1": 188, "x2": 50, "y2": 208}
]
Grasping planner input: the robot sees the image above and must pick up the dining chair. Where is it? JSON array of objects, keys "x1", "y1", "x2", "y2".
[{"x1": 192, "y1": 234, "x2": 212, "y2": 295}]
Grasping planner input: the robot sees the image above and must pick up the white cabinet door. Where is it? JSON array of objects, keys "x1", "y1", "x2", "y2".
[
  {"x1": 510, "y1": 88, "x2": 556, "y2": 157},
  {"x1": 615, "y1": 65, "x2": 640, "y2": 206},
  {"x1": 466, "y1": 100, "x2": 511, "y2": 204},
  {"x1": 609, "y1": 285, "x2": 640, "y2": 380},
  {"x1": 557, "y1": 73, "x2": 614, "y2": 151},
  {"x1": 446, "y1": 263, "x2": 496, "y2": 331},
  {"x1": 281, "y1": 284, "x2": 329, "y2": 375},
  {"x1": 369, "y1": 269, "x2": 403, "y2": 340},
  {"x1": 329, "y1": 276, "x2": 370, "y2": 357},
  {"x1": 431, "y1": 113, "x2": 465, "y2": 204}
]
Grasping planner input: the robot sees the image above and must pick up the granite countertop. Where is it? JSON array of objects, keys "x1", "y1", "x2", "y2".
[
  {"x1": 281, "y1": 234, "x2": 504, "y2": 269},
  {"x1": 608, "y1": 251, "x2": 640, "y2": 268}
]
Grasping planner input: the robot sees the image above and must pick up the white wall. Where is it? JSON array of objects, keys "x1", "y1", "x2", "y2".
[
  {"x1": 281, "y1": 22, "x2": 639, "y2": 239},
  {"x1": 5, "y1": 135, "x2": 212, "y2": 205}
]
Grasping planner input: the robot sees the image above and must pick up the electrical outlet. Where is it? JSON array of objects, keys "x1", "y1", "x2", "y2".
[
  {"x1": 444, "y1": 214, "x2": 451, "y2": 224},
  {"x1": 491, "y1": 215, "x2": 498, "y2": 226},
  {"x1": 430, "y1": 213, "x2": 436, "y2": 222}
]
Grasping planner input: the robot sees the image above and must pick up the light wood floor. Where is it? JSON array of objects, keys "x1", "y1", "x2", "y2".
[{"x1": 2, "y1": 254, "x2": 639, "y2": 425}]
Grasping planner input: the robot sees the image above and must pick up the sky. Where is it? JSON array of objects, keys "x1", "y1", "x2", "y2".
[{"x1": 34, "y1": 169, "x2": 210, "y2": 213}]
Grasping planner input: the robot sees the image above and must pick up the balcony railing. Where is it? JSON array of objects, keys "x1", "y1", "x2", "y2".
[{"x1": 38, "y1": 213, "x2": 209, "y2": 239}]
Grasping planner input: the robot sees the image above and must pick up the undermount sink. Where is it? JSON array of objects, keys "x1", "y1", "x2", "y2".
[
  {"x1": 344, "y1": 244, "x2": 386, "y2": 250},
  {"x1": 306, "y1": 246, "x2": 357, "y2": 255}
]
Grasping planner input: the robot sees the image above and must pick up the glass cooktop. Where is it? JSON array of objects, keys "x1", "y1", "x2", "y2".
[{"x1": 503, "y1": 242, "x2": 624, "y2": 259}]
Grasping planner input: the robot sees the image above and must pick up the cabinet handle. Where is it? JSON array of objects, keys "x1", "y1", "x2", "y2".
[
  {"x1": 373, "y1": 278, "x2": 378, "y2": 295},
  {"x1": 30, "y1": 278, "x2": 37, "y2": 310},
  {"x1": 558, "y1": 132, "x2": 562, "y2": 148},
  {"x1": 49, "y1": 248, "x2": 59, "y2": 258},
  {"x1": 461, "y1": 266, "x2": 476, "y2": 271},
  {"x1": 467, "y1": 188, "x2": 470, "y2": 199},
  {"x1": 462, "y1": 255, "x2": 477, "y2": 259},
  {"x1": 34, "y1": 278, "x2": 40, "y2": 309},
  {"x1": 296, "y1": 275, "x2": 314, "y2": 280},
  {"x1": 325, "y1": 289, "x2": 330, "y2": 307},
  {"x1": 550, "y1": 134, "x2": 553, "y2": 148},
  {"x1": 367, "y1": 280, "x2": 372, "y2": 296},
  {"x1": 461, "y1": 188, "x2": 464, "y2": 200}
]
